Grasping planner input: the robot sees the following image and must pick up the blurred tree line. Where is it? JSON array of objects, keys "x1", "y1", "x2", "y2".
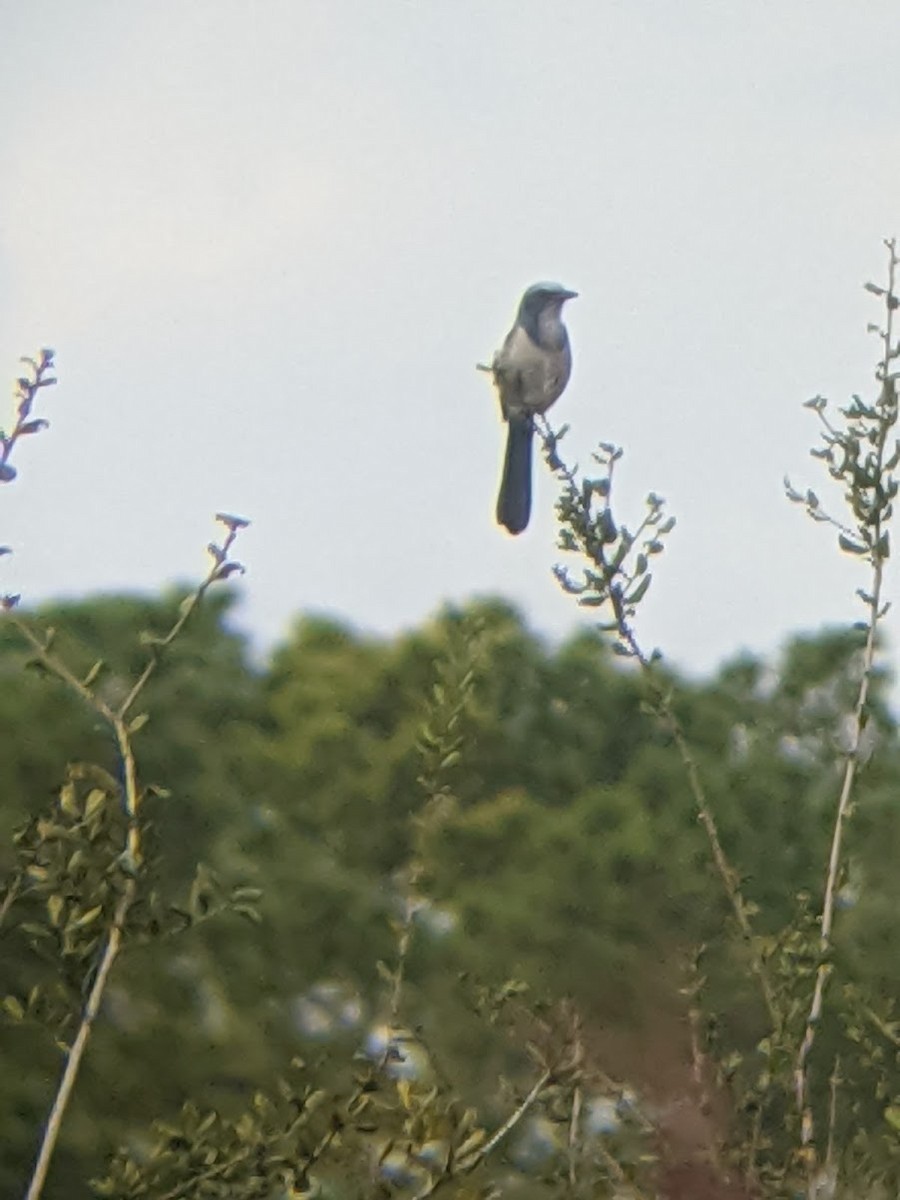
[{"x1": 3, "y1": 587, "x2": 899, "y2": 1196}]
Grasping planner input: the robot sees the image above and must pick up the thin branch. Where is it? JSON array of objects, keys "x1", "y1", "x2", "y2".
[
  {"x1": 0, "y1": 874, "x2": 22, "y2": 929},
  {"x1": 16, "y1": 515, "x2": 248, "y2": 1200},
  {"x1": 117, "y1": 518, "x2": 246, "y2": 721},
  {"x1": 537, "y1": 416, "x2": 779, "y2": 1030},
  {"x1": 0, "y1": 349, "x2": 56, "y2": 485},
  {"x1": 568, "y1": 1082, "x2": 583, "y2": 1189},
  {"x1": 826, "y1": 1056, "x2": 840, "y2": 1175},
  {"x1": 473, "y1": 1068, "x2": 551, "y2": 1163},
  {"x1": 8, "y1": 619, "x2": 115, "y2": 722},
  {"x1": 793, "y1": 239, "x2": 898, "y2": 1187},
  {"x1": 24, "y1": 882, "x2": 134, "y2": 1200},
  {"x1": 409, "y1": 1069, "x2": 552, "y2": 1200}
]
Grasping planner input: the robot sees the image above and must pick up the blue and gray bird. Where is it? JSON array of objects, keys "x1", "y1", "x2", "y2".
[{"x1": 488, "y1": 282, "x2": 577, "y2": 535}]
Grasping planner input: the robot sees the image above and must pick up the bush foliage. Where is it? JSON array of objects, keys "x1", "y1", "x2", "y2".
[{"x1": 5, "y1": 246, "x2": 900, "y2": 1198}]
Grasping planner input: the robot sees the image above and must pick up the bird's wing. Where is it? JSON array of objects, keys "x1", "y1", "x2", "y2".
[{"x1": 492, "y1": 328, "x2": 525, "y2": 420}]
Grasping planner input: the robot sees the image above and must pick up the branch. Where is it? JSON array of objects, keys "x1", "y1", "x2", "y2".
[
  {"x1": 411, "y1": 1068, "x2": 552, "y2": 1200},
  {"x1": 793, "y1": 240, "x2": 899, "y2": 1188},
  {"x1": 0, "y1": 349, "x2": 56, "y2": 487},
  {"x1": 538, "y1": 418, "x2": 779, "y2": 1030},
  {"x1": 16, "y1": 513, "x2": 249, "y2": 1200}
]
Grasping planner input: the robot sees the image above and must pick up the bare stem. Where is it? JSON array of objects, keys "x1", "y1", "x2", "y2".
[
  {"x1": 794, "y1": 240, "x2": 898, "y2": 1187},
  {"x1": 0, "y1": 875, "x2": 22, "y2": 929},
  {"x1": 568, "y1": 1082, "x2": 583, "y2": 1189},
  {"x1": 15, "y1": 516, "x2": 247, "y2": 1200},
  {"x1": 537, "y1": 417, "x2": 778, "y2": 1029},
  {"x1": 24, "y1": 881, "x2": 134, "y2": 1200},
  {"x1": 0, "y1": 349, "x2": 57, "y2": 484},
  {"x1": 411, "y1": 1068, "x2": 553, "y2": 1200}
]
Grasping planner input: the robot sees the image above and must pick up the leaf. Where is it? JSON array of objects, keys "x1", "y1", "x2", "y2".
[
  {"x1": 84, "y1": 789, "x2": 106, "y2": 820},
  {"x1": 83, "y1": 660, "x2": 104, "y2": 686},
  {"x1": 838, "y1": 534, "x2": 868, "y2": 555},
  {"x1": 3, "y1": 995, "x2": 25, "y2": 1021},
  {"x1": 624, "y1": 575, "x2": 652, "y2": 606},
  {"x1": 59, "y1": 782, "x2": 79, "y2": 817},
  {"x1": 455, "y1": 1127, "x2": 487, "y2": 1162},
  {"x1": 231, "y1": 886, "x2": 263, "y2": 902},
  {"x1": 128, "y1": 713, "x2": 149, "y2": 734},
  {"x1": 47, "y1": 894, "x2": 65, "y2": 927},
  {"x1": 71, "y1": 905, "x2": 103, "y2": 930}
]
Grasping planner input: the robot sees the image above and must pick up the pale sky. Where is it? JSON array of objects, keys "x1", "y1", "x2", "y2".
[{"x1": 2, "y1": 1, "x2": 899, "y2": 678}]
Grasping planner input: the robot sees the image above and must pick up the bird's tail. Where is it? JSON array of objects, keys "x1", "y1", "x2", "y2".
[{"x1": 496, "y1": 414, "x2": 534, "y2": 535}]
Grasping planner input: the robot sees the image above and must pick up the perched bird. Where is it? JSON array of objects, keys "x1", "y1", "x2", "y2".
[{"x1": 488, "y1": 282, "x2": 577, "y2": 534}]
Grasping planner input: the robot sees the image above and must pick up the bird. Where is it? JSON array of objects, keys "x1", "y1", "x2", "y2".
[{"x1": 487, "y1": 282, "x2": 577, "y2": 535}]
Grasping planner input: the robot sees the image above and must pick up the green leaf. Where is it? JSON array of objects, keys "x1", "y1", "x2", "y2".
[
  {"x1": 47, "y1": 894, "x2": 64, "y2": 927},
  {"x1": 231, "y1": 886, "x2": 263, "y2": 902},
  {"x1": 83, "y1": 659, "x2": 105, "y2": 686},
  {"x1": 85, "y1": 789, "x2": 106, "y2": 820},
  {"x1": 71, "y1": 904, "x2": 103, "y2": 929},
  {"x1": 455, "y1": 1127, "x2": 487, "y2": 1162},
  {"x1": 624, "y1": 575, "x2": 652, "y2": 606},
  {"x1": 59, "y1": 782, "x2": 79, "y2": 817},
  {"x1": 3, "y1": 995, "x2": 25, "y2": 1021}
]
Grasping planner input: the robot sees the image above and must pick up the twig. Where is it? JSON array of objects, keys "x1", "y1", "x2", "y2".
[
  {"x1": 116, "y1": 516, "x2": 247, "y2": 721},
  {"x1": 794, "y1": 241, "x2": 898, "y2": 1186},
  {"x1": 16, "y1": 514, "x2": 248, "y2": 1200},
  {"x1": 0, "y1": 349, "x2": 56, "y2": 486},
  {"x1": 826, "y1": 1056, "x2": 840, "y2": 1175},
  {"x1": 568, "y1": 1082, "x2": 583, "y2": 1189},
  {"x1": 536, "y1": 416, "x2": 779, "y2": 1030},
  {"x1": 475, "y1": 1068, "x2": 551, "y2": 1163},
  {"x1": 24, "y1": 881, "x2": 134, "y2": 1200},
  {"x1": 411, "y1": 1068, "x2": 553, "y2": 1200},
  {"x1": 0, "y1": 874, "x2": 22, "y2": 928}
]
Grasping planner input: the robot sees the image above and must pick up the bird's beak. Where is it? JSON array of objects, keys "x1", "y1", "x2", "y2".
[{"x1": 560, "y1": 288, "x2": 578, "y2": 301}]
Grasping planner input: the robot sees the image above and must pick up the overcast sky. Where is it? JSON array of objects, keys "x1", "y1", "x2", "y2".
[{"x1": 2, "y1": 1, "x2": 899, "y2": 678}]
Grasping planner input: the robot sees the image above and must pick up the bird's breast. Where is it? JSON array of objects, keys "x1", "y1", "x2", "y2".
[{"x1": 494, "y1": 325, "x2": 571, "y2": 417}]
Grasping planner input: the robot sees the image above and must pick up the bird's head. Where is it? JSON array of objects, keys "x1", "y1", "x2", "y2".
[
  {"x1": 517, "y1": 282, "x2": 578, "y2": 346},
  {"x1": 518, "y1": 282, "x2": 578, "y2": 323}
]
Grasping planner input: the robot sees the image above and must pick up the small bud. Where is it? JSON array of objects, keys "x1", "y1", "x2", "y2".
[
  {"x1": 215, "y1": 512, "x2": 250, "y2": 530},
  {"x1": 217, "y1": 562, "x2": 246, "y2": 580}
]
